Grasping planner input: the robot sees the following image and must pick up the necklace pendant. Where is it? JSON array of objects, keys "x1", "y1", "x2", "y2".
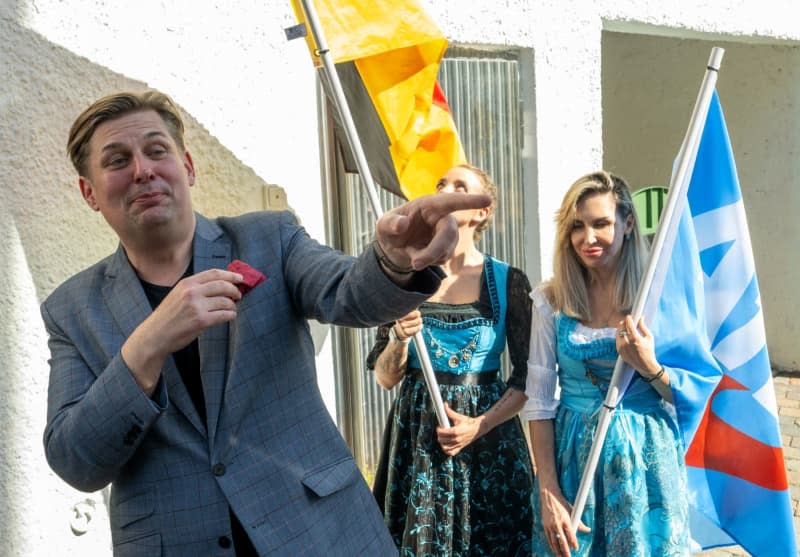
[{"x1": 448, "y1": 355, "x2": 460, "y2": 368}]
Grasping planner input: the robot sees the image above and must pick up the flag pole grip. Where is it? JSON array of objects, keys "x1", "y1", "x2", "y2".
[
  {"x1": 569, "y1": 46, "x2": 725, "y2": 532},
  {"x1": 298, "y1": 0, "x2": 451, "y2": 428}
]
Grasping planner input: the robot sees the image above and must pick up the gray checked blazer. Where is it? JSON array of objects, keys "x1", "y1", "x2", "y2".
[{"x1": 42, "y1": 211, "x2": 436, "y2": 556}]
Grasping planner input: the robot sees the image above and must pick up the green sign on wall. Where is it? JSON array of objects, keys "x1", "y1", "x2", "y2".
[{"x1": 632, "y1": 186, "x2": 668, "y2": 236}]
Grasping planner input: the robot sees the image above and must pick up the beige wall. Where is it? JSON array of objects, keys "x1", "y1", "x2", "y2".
[{"x1": 602, "y1": 31, "x2": 800, "y2": 369}]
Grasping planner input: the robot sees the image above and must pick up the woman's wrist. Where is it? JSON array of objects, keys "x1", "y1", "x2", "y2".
[
  {"x1": 388, "y1": 324, "x2": 411, "y2": 345},
  {"x1": 538, "y1": 481, "x2": 562, "y2": 496},
  {"x1": 642, "y1": 365, "x2": 666, "y2": 383},
  {"x1": 477, "y1": 414, "x2": 492, "y2": 438}
]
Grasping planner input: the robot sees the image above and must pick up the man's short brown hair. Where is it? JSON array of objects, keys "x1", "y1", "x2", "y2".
[{"x1": 67, "y1": 90, "x2": 186, "y2": 176}]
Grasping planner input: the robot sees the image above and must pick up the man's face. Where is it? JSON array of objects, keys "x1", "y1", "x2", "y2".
[{"x1": 79, "y1": 109, "x2": 195, "y2": 244}]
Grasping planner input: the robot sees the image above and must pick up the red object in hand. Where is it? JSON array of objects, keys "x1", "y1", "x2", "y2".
[{"x1": 227, "y1": 260, "x2": 266, "y2": 295}]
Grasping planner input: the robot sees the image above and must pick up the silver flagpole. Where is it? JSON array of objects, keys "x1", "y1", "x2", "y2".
[
  {"x1": 298, "y1": 0, "x2": 451, "y2": 427},
  {"x1": 569, "y1": 47, "x2": 725, "y2": 531}
]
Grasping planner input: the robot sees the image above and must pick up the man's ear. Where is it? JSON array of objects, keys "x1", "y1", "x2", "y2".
[
  {"x1": 184, "y1": 151, "x2": 196, "y2": 186},
  {"x1": 79, "y1": 177, "x2": 100, "y2": 211}
]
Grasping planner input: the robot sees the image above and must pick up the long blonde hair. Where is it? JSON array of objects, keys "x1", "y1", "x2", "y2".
[{"x1": 547, "y1": 171, "x2": 648, "y2": 321}]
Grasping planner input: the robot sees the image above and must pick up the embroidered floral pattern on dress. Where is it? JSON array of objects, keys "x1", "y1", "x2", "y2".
[
  {"x1": 369, "y1": 258, "x2": 534, "y2": 557},
  {"x1": 529, "y1": 314, "x2": 690, "y2": 557}
]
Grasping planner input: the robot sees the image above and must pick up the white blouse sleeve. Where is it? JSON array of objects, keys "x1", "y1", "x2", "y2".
[{"x1": 523, "y1": 287, "x2": 560, "y2": 421}]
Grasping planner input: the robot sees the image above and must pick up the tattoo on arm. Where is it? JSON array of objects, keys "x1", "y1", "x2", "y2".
[
  {"x1": 490, "y1": 390, "x2": 513, "y2": 415},
  {"x1": 382, "y1": 343, "x2": 407, "y2": 375}
]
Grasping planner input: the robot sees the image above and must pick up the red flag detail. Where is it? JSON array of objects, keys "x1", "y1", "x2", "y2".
[
  {"x1": 432, "y1": 82, "x2": 451, "y2": 112},
  {"x1": 685, "y1": 374, "x2": 789, "y2": 491}
]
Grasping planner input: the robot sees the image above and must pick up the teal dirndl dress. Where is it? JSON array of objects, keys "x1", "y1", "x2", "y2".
[
  {"x1": 369, "y1": 257, "x2": 534, "y2": 557},
  {"x1": 531, "y1": 314, "x2": 690, "y2": 556}
]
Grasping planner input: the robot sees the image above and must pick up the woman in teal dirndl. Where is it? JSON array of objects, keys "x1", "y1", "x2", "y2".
[
  {"x1": 367, "y1": 164, "x2": 534, "y2": 556},
  {"x1": 524, "y1": 171, "x2": 690, "y2": 556}
]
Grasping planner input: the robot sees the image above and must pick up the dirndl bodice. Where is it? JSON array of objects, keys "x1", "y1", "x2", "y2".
[
  {"x1": 555, "y1": 313, "x2": 663, "y2": 414},
  {"x1": 407, "y1": 257, "x2": 508, "y2": 376}
]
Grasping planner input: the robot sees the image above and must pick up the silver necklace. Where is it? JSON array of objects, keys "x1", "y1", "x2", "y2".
[{"x1": 424, "y1": 328, "x2": 481, "y2": 369}]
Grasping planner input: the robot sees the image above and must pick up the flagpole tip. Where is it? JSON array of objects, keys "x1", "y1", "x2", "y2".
[{"x1": 707, "y1": 47, "x2": 725, "y2": 72}]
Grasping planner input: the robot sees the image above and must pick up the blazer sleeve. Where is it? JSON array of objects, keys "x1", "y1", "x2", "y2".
[
  {"x1": 278, "y1": 211, "x2": 442, "y2": 327},
  {"x1": 41, "y1": 295, "x2": 167, "y2": 493}
]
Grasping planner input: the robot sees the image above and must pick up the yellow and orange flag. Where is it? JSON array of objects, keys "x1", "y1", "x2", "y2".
[{"x1": 291, "y1": 0, "x2": 466, "y2": 200}]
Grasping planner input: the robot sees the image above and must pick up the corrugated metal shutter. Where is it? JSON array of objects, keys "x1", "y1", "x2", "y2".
[{"x1": 330, "y1": 50, "x2": 526, "y2": 479}]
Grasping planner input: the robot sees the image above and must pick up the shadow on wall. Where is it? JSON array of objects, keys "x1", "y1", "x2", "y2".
[
  {"x1": 0, "y1": 16, "x2": 287, "y2": 557},
  {"x1": 1, "y1": 18, "x2": 285, "y2": 304}
]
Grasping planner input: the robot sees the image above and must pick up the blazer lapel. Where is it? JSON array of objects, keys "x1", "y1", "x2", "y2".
[
  {"x1": 102, "y1": 243, "x2": 207, "y2": 437},
  {"x1": 193, "y1": 215, "x2": 232, "y2": 450}
]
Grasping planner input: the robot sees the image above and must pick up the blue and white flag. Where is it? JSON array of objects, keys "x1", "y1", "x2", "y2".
[{"x1": 644, "y1": 91, "x2": 796, "y2": 555}]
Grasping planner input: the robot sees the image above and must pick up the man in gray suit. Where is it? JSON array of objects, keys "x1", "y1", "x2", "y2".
[{"x1": 42, "y1": 90, "x2": 490, "y2": 556}]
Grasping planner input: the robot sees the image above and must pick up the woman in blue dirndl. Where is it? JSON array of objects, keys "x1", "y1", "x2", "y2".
[
  {"x1": 367, "y1": 165, "x2": 534, "y2": 556},
  {"x1": 524, "y1": 171, "x2": 690, "y2": 556}
]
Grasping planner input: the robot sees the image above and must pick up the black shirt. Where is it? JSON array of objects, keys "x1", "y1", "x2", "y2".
[{"x1": 140, "y1": 264, "x2": 257, "y2": 557}]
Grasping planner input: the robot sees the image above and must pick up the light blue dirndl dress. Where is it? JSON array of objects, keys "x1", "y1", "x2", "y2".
[{"x1": 530, "y1": 312, "x2": 690, "y2": 556}]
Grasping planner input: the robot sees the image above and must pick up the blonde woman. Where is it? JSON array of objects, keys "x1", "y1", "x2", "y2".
[
  {"x1": 524, "y1": 171, "x2": 689, "y2": 556},
  {"x1": 367, "y1": 164, "x2": 534, "y2": 556}
]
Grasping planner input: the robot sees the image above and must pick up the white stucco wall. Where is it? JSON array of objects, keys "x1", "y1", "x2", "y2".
[{"x1": 2, "y1": 1, "x2": 798, "y2": 554}]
